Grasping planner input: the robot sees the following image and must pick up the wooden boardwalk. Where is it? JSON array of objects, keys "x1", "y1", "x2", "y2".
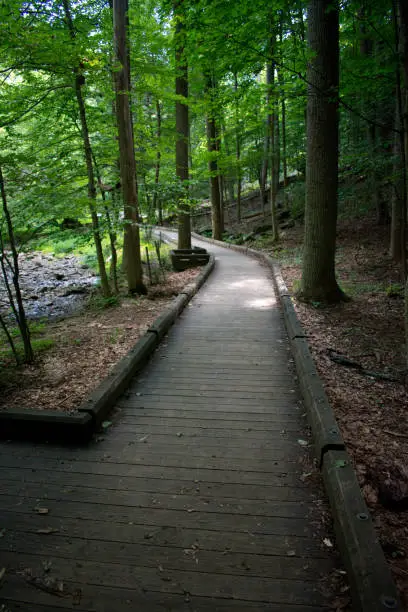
[{"x1": 0, "y1": 239, "x2": 336, "y2": 611}]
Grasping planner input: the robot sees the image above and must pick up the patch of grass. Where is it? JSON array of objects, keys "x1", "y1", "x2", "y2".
[
  {"x1": 107, "y1": 328, "x2": 121, "y2": 344},
  {"x1": 340, "y1": 281, "x2": 385, "y2": 297},
  {"x1": 31, "y1": 338, "x2": 54, "y2": 351},
  {"x1": 0, "y1": 334, "x2": 54, "y2": 365},
  {"x1": 89, "y1": 294, "x2": 120, "y2": 310},
  {"x1": 385, "y1": 283, "x2": 404, "y2": 298},
  {"x1": 292, "y1": 278, "x2": 301, "y2": 293}
]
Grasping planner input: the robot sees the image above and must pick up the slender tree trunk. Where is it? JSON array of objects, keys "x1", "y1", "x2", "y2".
[
  {"x1": 233, "y1": 73, "x2": 242, "y2": 223},
  {"x1": 278, "y1": 25, "x2": 288, "y2": 207},
  {"x1": 63, "y1": 0, "x2": 111, "y2": 298},
  {"x1": 205, "y1": 74, "x2": 222, "y2": 240},
  {"x1": 390, "y1": 88, "x2": 406, "y2": 265},
  {"x1": 267, "y1": 23, "x2": 279, "y2": 243},
  {"x1": 259, "y1": 113, "x2": 269, "y2": 216},
  {"x1": 300, "y1": 0, "x2": 344, "y2": 303},
  {"x1": 221, "y1": 121, "x2": 235, "y2": 205},
  {"x1": 90, "y1": 149, "x2": 119, "y2": 294},
  {"x1": 0, "y1": 165, "x2": 33, "y2": 363},
  {"x1": 152, "y1": 99, "x2": 162, "y2": 224},
  {"x1": 395, "y1": 0, "x2": 408, "y2": 370},
  {"x1": 113, "y1": 0, "x2": 146, "y2": 294},
  {"x1": 174, "y1": 0, "x2": 191, "y2": 249}
]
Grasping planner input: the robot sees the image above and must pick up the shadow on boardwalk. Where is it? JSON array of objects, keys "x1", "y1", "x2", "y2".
[{"x1": 0, "y1": 238, "x2": 339, "y2": 611}]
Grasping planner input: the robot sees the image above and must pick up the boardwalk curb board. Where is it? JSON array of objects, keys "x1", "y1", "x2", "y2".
[
  {"x1": 0, "y1": 254, "x2": 215, "y2": 444},
  {"x1": 191, "y1": 231, "x2": 402, "y2": 612}
]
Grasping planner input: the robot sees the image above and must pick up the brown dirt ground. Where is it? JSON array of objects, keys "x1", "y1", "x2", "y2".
[
  {"x1": 0, "y1": 268, "x2": 199, "y2": 414},
  {"x1": 249, "y1": 215, "x2": 408, "y2": 607}
]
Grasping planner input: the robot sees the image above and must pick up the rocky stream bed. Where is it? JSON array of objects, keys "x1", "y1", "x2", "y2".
[{"x1": 0, "y1": 252, "x2": 99, "y2": 321}]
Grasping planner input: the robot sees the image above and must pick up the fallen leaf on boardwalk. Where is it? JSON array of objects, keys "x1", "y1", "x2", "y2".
[
  {"x1": 34, "y1": 507, "x2": 49, "y2": 515},
  {"x1": 334, "y1": 460, "x2": 347, "y2": 468},
  {"x1": 0, "y1": 568, "x2": 6, "y2": 582},
  {"x1": 177, "y1": 432, "x2": 183, "y2": 437},
  {"x1": 42, "y1": 560, "x2": 52, "y2": 573},
  {"x1": 101, "y1": 420, "x2": 112, "y2": 430},
  {"x1": 323, "y1": 538, "x2": 334, "y2": 548},
  {"x1": 187, "y1": 508, "x2": 194, "y2": 513},
  {"x1": 330, "y1": 596, "x2": 351, "y2": 610},
  {"x1": 72, "y1": 588, "x2": 82, "y2": 605},
  {"x1": 300, "y1": 472, "x2": 313, "y2": 481},
  {"x1": 37, "y1": 527, "x2": 59, "y2": 534},
  {"x1": 287, "y1": 550, "x2": 296, "y2": 557},
  {"x1": 139, "y1": 435, "x2": 149, "y2": 442},
  {"x1": 297, "y1": 439, "x2": 309, "y2": 447}
]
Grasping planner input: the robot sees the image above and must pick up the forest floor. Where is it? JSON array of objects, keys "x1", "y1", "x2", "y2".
[
  {"x1": 0, "y1": 267, "x2": 199, "y2": 413},
  {"x1": 233, "y1": 211, "x2": 408, "y2": 606}
]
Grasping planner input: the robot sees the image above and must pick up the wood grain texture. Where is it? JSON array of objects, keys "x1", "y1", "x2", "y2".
[{"x1": 0, "y1": 238, "x2": 336, "y2": 610}]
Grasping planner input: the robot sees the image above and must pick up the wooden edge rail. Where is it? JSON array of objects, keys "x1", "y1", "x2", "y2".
[
  {"x1": 190, "y1": 230, "x2": 402, "y2": 612},
  {"x1": 0, "y1": 253, "x2": 216, "y2": 444}
]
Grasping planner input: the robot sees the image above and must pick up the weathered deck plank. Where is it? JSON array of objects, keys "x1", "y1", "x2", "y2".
[{"x1": 0, "y1": 238, "x2": 337, "y2": 610}]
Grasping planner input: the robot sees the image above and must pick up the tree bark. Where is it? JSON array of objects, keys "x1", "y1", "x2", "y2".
[
  {"x1": 174, "y1": 0, "x2": 191, "y2": 249},
  {"x1": 259, "y1": 114, "x2": 269, "y2": 216},
  {"x1": 395, "y1": 0, "x2": 408, "y2": 370},
  {"x1": 390, "y1": 87, "x2": 406, "y2": 264},
  {"x1": 205, "y1": 74, "x2": 222, "y2": 240},
  {"x1": 300, "y1": 0, "x2": 344, "y2": 303},
  {"x1": 113, "y1": 0, "x2": 146, "y2": 294},
  {"x1": 63, "y1": 0, "x2": 111, "y2": 298},
  {"x1": 267, "y1": 22, "x2": 279, "y2": 243},
  {"x1": 0, "y1": 165, "x2": 33, "y2": 363},
  {"x1": 152, "y1": 99, "x2": 162, "y2": 224},
  {"x1": 233, "y1": 73, "x2": 242, "y2": 223},
  {"x1": 278, "y1": 23, "x2": 288, "y2": 207}
]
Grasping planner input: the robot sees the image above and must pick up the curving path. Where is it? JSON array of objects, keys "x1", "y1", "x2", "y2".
[{"x1": 0, "y1": 236, "x2": 337, "y2": 611}]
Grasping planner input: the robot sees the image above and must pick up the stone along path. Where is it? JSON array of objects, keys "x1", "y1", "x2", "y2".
[{"x1": 0, "y1": 238, "x2": 336, "y2": 611}]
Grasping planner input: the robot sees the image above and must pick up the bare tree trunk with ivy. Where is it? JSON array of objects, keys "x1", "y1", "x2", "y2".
[{"x1": 0, "y1": 165, "x2": 33, "y2": 363}]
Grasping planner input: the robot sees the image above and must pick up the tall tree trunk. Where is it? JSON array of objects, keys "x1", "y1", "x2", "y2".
[
  {"x1": 113, "y1": 0, "x2": 146, "y2": 294},
  {"x1": 152, "y1": 99, "x2": 162, "y2": 224},
  {"x1": 63, "y1": 0, "x2": 111, "y2": 298},
  {"x1": 0, "y1": 165, "x2": 33, "y2": 363},
  {"x1": 259, "y1": 113, "x2": 269, "y2": 216},
  {"x1": 300, "y1": 0, "x2": 344, "y2": 303},
  {"x1": 205, "y1": 74, "x2": 223, "y2": 240},
  {"x1": 360, "y1": 6, "x2": 388, "y2": 225},
  {"x1": 267, "y1": 22, "x2": 279, "y2": 243},
  {"x1": 395, "y1": 0, "x2": 408, "y2": 370},
  {"x1": 221, "y1": 121, "x2": 235, "y2": 205},
  {"x1": 390, "y1": 87, "x2": 406, "y2": 265},
  {"x1": 91, "y1": 150, "x2": 120, "y2": 295},
  {"x1": 174, "y1": 0, "x2": 191, "y2": 249},
  {"x1": 278, "y1": 24, "x2": 288, "y2": 208},
  {"x1": 233, "y1": 73, "x2": 242, "y2": 223}
]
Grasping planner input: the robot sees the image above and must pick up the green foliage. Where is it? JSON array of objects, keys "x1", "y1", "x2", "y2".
[{"x1": 386, "y1": 283, "x2": 404, "y2": 299}]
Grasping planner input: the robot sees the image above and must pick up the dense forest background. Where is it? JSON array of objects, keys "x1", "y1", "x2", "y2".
[{"x1": 0, "y1": 0, "x2": 408, "y2": 364}]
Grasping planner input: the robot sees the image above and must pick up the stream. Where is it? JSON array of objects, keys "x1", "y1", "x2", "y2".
[{"x1": 0, "y1": 252, "x2": 99, "y2": 321}]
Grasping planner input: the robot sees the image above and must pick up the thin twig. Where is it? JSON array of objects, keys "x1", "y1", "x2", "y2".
[{"x1": 384, "y1": 429, "x2": 408, "y2": 440}]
